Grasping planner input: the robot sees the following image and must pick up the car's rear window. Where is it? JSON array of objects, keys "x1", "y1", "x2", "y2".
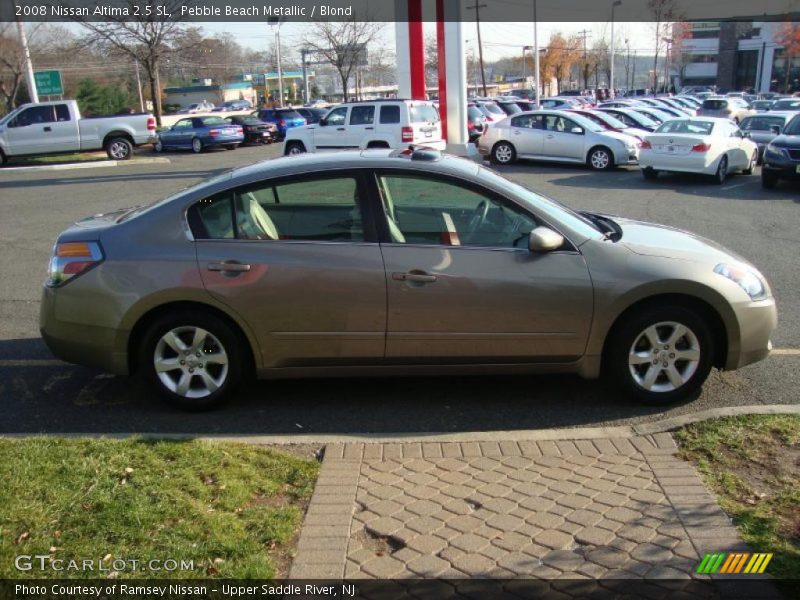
[
  {"x1": 479, "y1": 102, "x2": 506, "y2": 115},
  {"x1": 740, "y1": 116, "x2": 785, "y2": 131},
  {"x1": 276, "y1": 110, "x2": 303, "y2": 119},
  {"x1": 772, "y1": 99, "x2": 800, "y2": 110},
  {"x1": 199, "y1": 116, "x2": 229, "y2": 126},
  {"x1": 409, "y1": 104, "x2": 440, "y2": 123},
  {"x1": 467, "y1": 106, "x2": 484, "y2": 120},
  {"x1": 702, "y1": 99, "x2": 728, "y2": 110},
  {"x1": 655, "y1": 120, "x2": 714, "y2": 135}
]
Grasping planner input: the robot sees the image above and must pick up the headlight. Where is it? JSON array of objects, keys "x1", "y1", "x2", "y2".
[
  {"x1": 714, "y1": 263, "x2": 768, "y2": 301},
  {"x1": 764, "y1": 143, "x2": 787, "y2": 159}
]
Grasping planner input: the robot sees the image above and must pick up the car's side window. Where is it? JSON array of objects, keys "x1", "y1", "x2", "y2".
[
  {"x1": 350, "y1": 106, "x2": 375, "y2": 125},
  {"x1": 15, "y1": 105, "x2": 55, "y2": 126},
  {"x1": 510, "y1": 114, "x2": 538, "y2": 129},
  {"x1": 325, "y1": 107, "x2": 348, "y2": 126},
  {"x1": 377, "y1": 174, "x2": 537, "y2": 249},
  {"x1": 188, "y1": 194, "x2": 235, "y2": 240},
  {"x1": 174, "y1": 119, "x2": 193, "y2": 129},
  {"x1": 380, "y1": 105, "x2": 400, "y2": 124},
  {"x1": 54, "y1": 104, "x2": 71, "y2": 122},
  {"x1": 234, "y1": 176, "x2": 364, "y2": 242}
]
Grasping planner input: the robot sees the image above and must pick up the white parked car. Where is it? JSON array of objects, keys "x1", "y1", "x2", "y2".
[
  {"x1": 639, "y1": 117, "x2": 758, "y2": 184},
  {"x1": 178, "y1": 101, "x2": 215, "y2": 114},
  {"x1": 478, "y1": 110, "x2": 640, "y2": 170},
  {"x1": 283, "y1": 100, "x2": 444, "y2": 154}
]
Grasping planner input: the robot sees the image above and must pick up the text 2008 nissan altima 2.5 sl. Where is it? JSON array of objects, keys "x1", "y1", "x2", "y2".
[{"x1": 40, "y1": 149, "x2": 777, "y2": 410}]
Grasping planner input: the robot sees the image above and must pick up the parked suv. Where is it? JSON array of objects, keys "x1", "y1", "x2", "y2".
[
  {"x1": 761, "y1": 113, "x2": 800, "y2": 189},
  {"x1": 697, "y1": 97, "x2": 752, "y2": 123},
  {"x1": 283, "y1": 100, "x2": 444, "y2": 154}
]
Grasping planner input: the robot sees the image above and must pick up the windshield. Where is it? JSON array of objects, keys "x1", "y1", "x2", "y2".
[
  {"x1": 409, "y1": 104, "x2": 440, "y2": 123},
  {"x1": 783, "y1": 115, "x2": 800, "y2": 135},
  {"x1": 501, "y1": 103, "x2": 522, "y2": 114},
  {"x1": 702, "y1": 99, "x2": 728, "y2": 110},
  {"x1": 479, "y1": 102, "x2": 506, "y2": 115},
  {"x1": 566, "y1": 113, "x2": 604, "y2": 133},
  {"x1": 477, "y1": 166, "x2": 605, "y2": 241},
  {"x1": 773, "y1": 99, "x2": 800, "y2": 110},
  {"x1": 623, "y1": 110, "x2": 657, "y2": 127},
  {"x1": 276, "y1": 110, "x2": 303, "y2": 119},
  {"x1": 740, "y1": 116, "x2": 785, "y2": 131},
  {"x1": 655, "y1": 119, "x2": 714, "y2": 135},
  {"x1": 589, "y1": 111, "x2": 627, "y2": 129}
]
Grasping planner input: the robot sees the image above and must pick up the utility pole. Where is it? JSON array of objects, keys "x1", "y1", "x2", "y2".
[
  {"x1": 577, "y1": 29, "x2": 591, "y2": 92},
  {"x1": 632, "y1": 49, "x2": 637, "y2": 90},
  {"x1": 300, "y1": 48, "x2": 309, "y2": 104},
  {"x1": 533, "y1": 0, "x2": 540, "y2": 106},
  {"x1": 268, "y1": 18, "x2": 284, "y2": 105},
  {"x1": 15, "y1": 20, "x2": 38, "y2": 104},
  {"x1": 610, "y1": 1, "x2": 622, "y2": 97},
  {"x1": 467, "y1": 0, "x2": 488, "y2": 96},
  {"x1": 663, "y1": 37, "x2": 673, "y2": 93},
  {"x1": 134, "y1": 60, "x2": 144, "y2": 112}
]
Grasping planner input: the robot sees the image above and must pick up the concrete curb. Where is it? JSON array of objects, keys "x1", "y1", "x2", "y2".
[
  {"x1": 0, "y1": 157, "x2": 170, "y2": 173},
  {"x1": 2, "y1": 404, "x2": 797, "y2": 444}
]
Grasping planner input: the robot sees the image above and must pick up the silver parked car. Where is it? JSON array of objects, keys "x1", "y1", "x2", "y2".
[
  {"x1": 738, "y1": 112, "x2": 796, "y2": 163},
  {"x1": 478, "y1": 110, "x2": 641, "y2": 169},
  {"x1": 41, "y1": 150, "x2": 777, "y2": 410}
]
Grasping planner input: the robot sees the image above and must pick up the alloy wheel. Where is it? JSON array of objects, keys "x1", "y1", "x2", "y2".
[
  {"x1": 494, "y1": 144, "x2": 514, "y2": 164},
  {"x1": 108, "y1": 141, "x2": 129, "y2": 159},
  {"x1": 590, "y1": 149, "x2": 610, "y2": 170},
  {"x1": 153, "y1": 326, "x2": 229, "y2": 399},
  {"x1": 627, "y1": 321, "x2": 701, "y2": 393},
  {"x1": 192, "y1": 138, "x2": 202, "y2": 153}
]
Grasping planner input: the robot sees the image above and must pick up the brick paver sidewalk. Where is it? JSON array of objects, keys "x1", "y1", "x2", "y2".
[{"x1": 290, "y1": 433, "x2": 778, "y2": 595}]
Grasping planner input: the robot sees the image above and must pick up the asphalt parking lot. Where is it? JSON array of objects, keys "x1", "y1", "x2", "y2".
[{"x1": 0, "y1": 144, "x2": 798, "y2": 434}]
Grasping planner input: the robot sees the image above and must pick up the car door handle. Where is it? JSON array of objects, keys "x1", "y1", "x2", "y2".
[
  {"x1": 546, "y1": 134, "x2": 554, "y2": 139},
  {"x1": 44, "y1": 126, "x2": 52, "y2": 132},
  {"x1": 513, "y1": 130, "x2": 521, "y2": 135},
  {"x1": 365, "y1": 126, "x2": 374, "y2": 130},
  {"x1": 392, "y1": 271, "x2": 437, "y2": 283},
  {"x1": 207, "y1": 261, "x2": 251, "y2": 273},
  {"x1": 336, "y1": 127, "x2": 345, "y2": 131}
]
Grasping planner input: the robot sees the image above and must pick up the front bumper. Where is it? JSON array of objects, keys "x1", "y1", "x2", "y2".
[
  {"x1": 762, "y1": 154, "x2": 800, "y2": 180},
  {"x1": 726, "y1": 296, "x2": 778, "y2": 371}
]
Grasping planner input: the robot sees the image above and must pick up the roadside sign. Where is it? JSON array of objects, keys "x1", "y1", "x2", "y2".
[{"x1": 34, "y1": 70, "x2": 63, "y2": 96}]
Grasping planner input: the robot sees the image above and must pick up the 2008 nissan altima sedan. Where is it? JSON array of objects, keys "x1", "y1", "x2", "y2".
[{"x1": 40, "y1": 148, "x2": 777, "y2": 410}]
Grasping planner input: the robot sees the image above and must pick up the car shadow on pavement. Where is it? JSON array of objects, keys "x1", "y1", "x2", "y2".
[{"x1": 0, "y1": 336, "x2": 703, "y2": 435}]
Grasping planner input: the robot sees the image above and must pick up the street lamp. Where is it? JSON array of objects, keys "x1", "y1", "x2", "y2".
[
  {"x1": 268, "y1": 17, "x2": 284, "y2": 106},
  {"x1": 522, "y1": 45, "x2": 532, "y2": 88},
  {"x1": 610, "y1": 0, "x2": 622, "y2": 98}
]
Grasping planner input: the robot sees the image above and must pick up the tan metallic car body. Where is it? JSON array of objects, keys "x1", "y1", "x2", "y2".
[{"x1": 40, "y1": 150, "x2": 776, "y2": 409}]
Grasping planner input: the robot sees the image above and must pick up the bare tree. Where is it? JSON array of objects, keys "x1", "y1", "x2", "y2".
[
  {"x1": 75, "y1": 0, "x2": 188, "y2": 125},
  {"x1": 648, "y1": 0, "x2": 682, "y2": 92},
  {"x1": 775, "y1": 22, "x2": 800, "y2": 92},
  {"x1": 0, "y1": 23, "x2": 32, "y2": 112},
  {"x1": 303, "y1": 20, "x2": 384, "y2": 102}
]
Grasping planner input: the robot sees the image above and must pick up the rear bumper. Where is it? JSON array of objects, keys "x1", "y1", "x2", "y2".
[
  {"x1": 639, "y1": 151, "x2": 718, "y2": 174},
  {"x1": 414, "y1": 139, "x2": 446, "y2": 151},
  {"x1": 203, "y1": 135, "x2": 243, "y2": 147}
]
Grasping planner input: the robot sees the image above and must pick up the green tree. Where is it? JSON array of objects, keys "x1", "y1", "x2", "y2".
[{"x1": 76, "y1": 79, "x2": 136, "y2": 116}]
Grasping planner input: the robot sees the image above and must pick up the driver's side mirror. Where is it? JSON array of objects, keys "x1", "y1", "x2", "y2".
[
  {"x1": 318, "y1": 117, "x2": 327, "y2": 126},
  {"x1": 770, "y1": 125, "x2": 781, "y2": 135},
  {"x1": 528, "y1": 226, "x2": 564, "y2": 253}
]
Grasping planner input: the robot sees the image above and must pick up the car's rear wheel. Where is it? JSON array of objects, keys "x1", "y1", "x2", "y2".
[
  {"x1": 191, "y1": 138, "x2": 203, "y2": 153},
  {"x1": 285, "y1": 141, "x2": 306, "y2": 155},
  {"x1": 606, "y1": 306, "x2": 713, "y2": 405},
  {"x1": 761, "y1": 171, "x2": 778, "y2": 189},
  {"x1": 588, "y1": 146, "x2": 614, "y2": 171},
  {"x1": 713, "y1": 155, "x2": 728, "y2": 184},
  {"x1": 742, "y1": 150, "x2": 757, "y2": 175},
  {"x1": 141, "y1": 311, "x2": 242, "y2": 411},
  {"x1": 105, "y1": 137, "x2": 133, "y2": 160},
  {"x1": 642, "y1": 167, "x2": 658, "y2": 180},
  {"x1": 491, "y1": 142, "x2": 516, "y2": 164}
]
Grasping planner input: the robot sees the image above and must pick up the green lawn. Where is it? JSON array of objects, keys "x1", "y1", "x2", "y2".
[
  {"x1": 0, "y1": 438, "x2": 318, "y2": 579},
  {"x1": 676, "y1": 415, "x2": 799, "y2": 586}
]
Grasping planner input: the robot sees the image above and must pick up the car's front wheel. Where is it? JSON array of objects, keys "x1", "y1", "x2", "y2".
[
  {"x1": 491, "y1": 141, "x2": 516, "y2": 164},
  {"x1": 588, "y1": 146, "x2": 614, "y2": 171},
  {"x1": 105, "y1": 137, "x2": 133, "y2": 160},
  {"x1": 606, "y1": 305, "x2": 713, "y2": 405},
  {"x1": 141, "y1": 311, "x2": 243, "y2": 410},
  {"x1": 153, "y1": 139, "x2": 163, "y2": 153}
]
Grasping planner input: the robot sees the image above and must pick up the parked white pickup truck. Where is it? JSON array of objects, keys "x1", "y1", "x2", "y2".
[{"x1": 0, "y1": 100, "x2": 156, "y2": 165}]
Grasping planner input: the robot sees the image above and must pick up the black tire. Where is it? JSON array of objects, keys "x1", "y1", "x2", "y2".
[
  {"x1": 742, "y1": 151, "x2": 757, "y2": 175},
  {"x1": 491, "y1": 141, "x2": 517, "y2": 165},
  {"x1": 284, "y1": 141, "x2": 306, "y2": 156},
  {"x1": 105, "y1": 137, "x2": 133, "y2": 160},
  {"x1": 605, "y1": 305, "x2": 714, "y2": 405},
  {"x1": 762, "y1": 171, "x2": 778, "y2": 189},
  {"x1": 713, "y1": 155, "x2": 728, "y2": 184},
  {"x1": 0, "y1": 149, "x2": 6, "y2": 166},
  {"x1": 588, "y1": 146, "x2": 614, "y2": 171},
  {"x1": 140, "y1": 310, "x2": 243, "y2": 411},
  {"x1": 191, "y1": 137, "x2": 203, "y2": 153},
  {"x1": 153, "y1": 139, "x2": 163, "y2": 153},
  {"x1": 642, "y1": 167, "x2": 658, "y2": 180},
  {"x1": 225, "y1": 144, "x2": 238, "y2": 150}
]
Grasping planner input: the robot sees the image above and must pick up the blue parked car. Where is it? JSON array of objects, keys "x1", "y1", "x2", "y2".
[
  {"x1": 154, "y1": 116, "x2": 244, "y2": 153},
  {"x1": 250, "y1": 108, "x2": 306, "y2": 139},
  {"x1": 295, "y1": 107, "x2": 328, "y2": 124}
]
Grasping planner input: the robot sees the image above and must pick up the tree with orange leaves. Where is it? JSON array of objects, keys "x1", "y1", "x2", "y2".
[{"x1": 775, "y1": 22, "x2": 800, "y2": 92}]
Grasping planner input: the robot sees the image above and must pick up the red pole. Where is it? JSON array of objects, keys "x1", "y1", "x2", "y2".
[
  {"x1": 408, "y1": 0, "x2": 426, "y2": 99},
  {"x1": 436, "y1": 0, "x2": 447, "y2": 139}
]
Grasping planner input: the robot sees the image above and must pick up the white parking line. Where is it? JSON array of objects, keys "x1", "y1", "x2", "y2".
[{"x1": 720, "y1": 182, "x2": 750, "y2": 191}]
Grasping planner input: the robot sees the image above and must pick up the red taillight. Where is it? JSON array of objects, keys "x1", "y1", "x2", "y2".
[
  {"x1": 467, "y1": 121, "x2": 475, "y2": 130},
  {"x1": 640, "y1": 141, "x2": 652, "y2": 149},
  {"x1": 277, "y1": 119, "x2": 286, "y2": 126},
  {"x1": 692, "y1": 143, "x2": 711, "y2": 153},
  {"x1": 209, "y1": 129, "x2": 220, "y2": 137},
  {"x1": 401, "y1": 126, "x2": 414, "y2": 142},
  {"x1": 47, "y1": 241, "x2": 103, "y2": 287},
  {"x1": 235, "y1": 126, "x2": 243, "y2": 134},
  {"x1": 146, "y1": 117, "x2": 155, "y2": 131}
]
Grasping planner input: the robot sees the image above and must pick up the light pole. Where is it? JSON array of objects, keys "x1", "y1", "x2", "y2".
[
  {"x1": 268, "y1": 18, "x2": 284, "y2": 106},
  {"x1": 624, "y1": 38, "x2": 630, "y2": 91},
  {"x1": 610, "y1": 0, "x2": 622, "y2": 98},
  {"x1": 522, "y1": 45, "x2": 532, "y2": 89},
  {"x1": 533, "y1": 0, "x2": 540, "y2": 106}
]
